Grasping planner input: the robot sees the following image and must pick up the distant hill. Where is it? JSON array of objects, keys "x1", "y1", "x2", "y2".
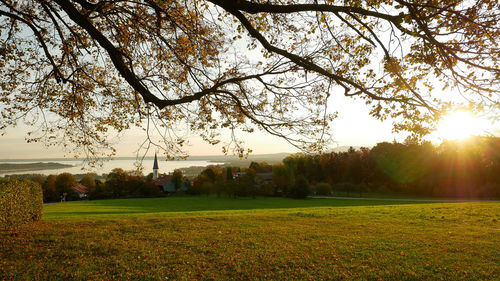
[
  {"x1": 328, "y1": 146, "x2": 363, "y2": 153},
  {"x1": 173, "y1": 153, "x2": 292, "y2": 177},
  {"x1": 104, "y1": 153, "x2": 292, "y2": 165},
  {"x1": 0, "y1": 162, "x2": 73, "y2": 173},
  {"x1": 187, "y1": 152, "x2": 290, "y2": 162}
]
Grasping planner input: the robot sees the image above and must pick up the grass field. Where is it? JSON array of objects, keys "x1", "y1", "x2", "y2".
[
  {"x1": 1, "y1": 196, "x2": 499, "y2": 280},
  {"x1": 42, "y1": 196, "x2": 431, "y2": 221}
]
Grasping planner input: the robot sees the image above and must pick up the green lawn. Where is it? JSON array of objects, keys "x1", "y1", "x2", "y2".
[
  {"x1": 42, "y1": 196, "x2": 430, "y2": 221},
  {"x1": 1, "y1": 196, "x2": 499, "y2": 280}
]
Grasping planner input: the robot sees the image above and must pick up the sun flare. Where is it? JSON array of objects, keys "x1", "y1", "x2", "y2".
[{"x1": 434, "y1": 111, "x2": 487, "y2": 141}]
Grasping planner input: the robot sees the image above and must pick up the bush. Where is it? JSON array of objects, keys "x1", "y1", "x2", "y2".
[
  {"x1": 479, "y1": 182, "x2": 500, "y2": 199},
  {"x1": 288, "y1": 175, "x2": 310, "y2": 199},
  {"x1": 315, "y1": 182, "x2": 332, "y2": 196},
  {"x1": 333, "y1": 182, "x2": 364, "y2": 196},
  {"x1": 135, "y1": 181, "x2": 164, "y2": 198},
  {"x1": 0, "y1": 178, "x2": 43, "y2": 229},
  {"x1": 87, "y1": 181, "x2": 113, "y2": 200},
  {"x1": 257, "y1": 182, "x2": 275, "y2": 197}
]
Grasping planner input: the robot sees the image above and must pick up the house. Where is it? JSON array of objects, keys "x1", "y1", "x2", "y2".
[
  {"x1": 151, "y1": 155, "x2": 190, "y2": 193},
  {"x1": 234, "y1": 171, "x2": 273, "y2": 183},
  {"x1": 152, "y1": 175, "x2": 190, "y2": 193},
  {"x1": 161, "y1": 178, "x2": 191, "y2": 193},
  {"x1": 257, "y1": 172, "x2": 273, "y2": 183},
  {"x1": 152, "y1": 174, "x2": 172, "y2": 192},
  {"x1": 234, "y1": 171, "x2": 246, "y2": 179},
  {"x1": 71, "y1": 184, "x2": 89, "y2": 199}
]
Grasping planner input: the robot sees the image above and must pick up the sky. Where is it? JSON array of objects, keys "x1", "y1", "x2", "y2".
[
  {"x1": 0, "y1": 93, "x2": 402, "y2": 159},
  {"x1": 1, "y1": 7, "x2": 498, "y2": 160},
  {"x1": 3, "y1": 91, "x2": 496, "y2": 160}
]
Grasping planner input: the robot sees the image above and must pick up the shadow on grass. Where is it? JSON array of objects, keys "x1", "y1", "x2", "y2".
[{"x1": 43, "y1": 196, "x2": 434, "y2": 220}]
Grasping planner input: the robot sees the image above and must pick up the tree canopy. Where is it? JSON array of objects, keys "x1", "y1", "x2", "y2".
[{"x1": 1, "y1": 0, "x2": 498, "y2": 160}]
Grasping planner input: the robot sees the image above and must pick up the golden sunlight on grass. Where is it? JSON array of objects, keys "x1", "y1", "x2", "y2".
[{"x1": 434, "y1": 110, "x2": 488, "y2": 141}]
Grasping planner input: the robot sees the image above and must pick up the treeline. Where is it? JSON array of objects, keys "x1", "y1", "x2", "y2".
[
  {"x1": 83, "y1": 169, "x2": 163, "y2": 200},
  {"x1": 167, "y1": 136, "x2": 500, "y2": 199},
  {"x1": 7, "y1": 136, "x2": 499, "y2": 201},
  {"x1": 281, "y1": 137, "x2": 500, "y2": 198},
  {"x1": 11, "y1": 168, "x2": 163, "y2": 202},
  {"x1": 189, "y1": 165, "x2": 272, "y2": 198},
  {"x1": 189, "y1": 162, "x2": 311, "y2": 199}
]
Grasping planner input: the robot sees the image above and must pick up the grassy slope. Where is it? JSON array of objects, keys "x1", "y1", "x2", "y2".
[
  {"x1": 1, "y1": 197, "x2": 499, "y2": 280},
  {"x1": 42, "y1": 196, "x2": 430, "y2": 221}
]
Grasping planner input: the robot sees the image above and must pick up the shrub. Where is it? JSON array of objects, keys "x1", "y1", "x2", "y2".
[
  {"x1": 315, "y1": 182, "x2": 332, "y2": 196},
  {"x1": 222, "y1": 180, "x2": 236, "y2": 198},
  {"x1": 479, "y1": 182, "x2": 500, "y2": 199},
  {"x1": 191, "y1": 175, "x2": 208, "y2": 195},
  {"x1": 0, "y1": 178, "x2": 43, "y2": 229},
  {"x1": 87, "y1": 181, "x2": 113, "y2": 200},
  {"x1": 333, "y1": 182, "x2": 363, "y2": 196},
  {"x1": 272, "y1": 164, "x2": 295, "y2": 196},
  {"x1": 211, "y1": 180, "x2": 225, "y2": 197},
  {"x1": 201, "y1": 181, "x2": 213, "y2": 196},
  {"x1": 288, "y1": 175, "x2": 310, "y2": 199},
  {"x1": 257, "y1": 182, "x2": 275, "y2": 197},
  {"x1": 136, "y1": 181, "x2": 164, "y2": 198}
]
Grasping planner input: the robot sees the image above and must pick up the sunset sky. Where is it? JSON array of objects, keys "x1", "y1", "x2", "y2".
[
  {"x1": 1, "y1": 2, "x2": 498, "y2": 160},
  {"x1": 0, "y1": 95, "x2": 392, "y2": 159},
  {"x1": 1, "y1": 92, "x2": 497, "y2": 159}
]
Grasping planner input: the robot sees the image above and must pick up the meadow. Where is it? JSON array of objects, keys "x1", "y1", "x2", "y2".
[{"x1": 1, "y1": 196, "x2": 499, "y2": 280}]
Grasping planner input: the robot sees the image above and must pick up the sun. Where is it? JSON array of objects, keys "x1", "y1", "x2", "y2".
[{"x1": 434, "y1": 110, "x2": 487, "y2": 141}]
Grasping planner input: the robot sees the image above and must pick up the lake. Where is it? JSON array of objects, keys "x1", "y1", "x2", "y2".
[{"x1": 0, "y1": 158, "x2": 225, "y2": 176}]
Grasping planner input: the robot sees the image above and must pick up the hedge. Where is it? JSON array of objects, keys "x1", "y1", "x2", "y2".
[{"x1": 0, "y1": 178, "x2": 43, "y2": 229}]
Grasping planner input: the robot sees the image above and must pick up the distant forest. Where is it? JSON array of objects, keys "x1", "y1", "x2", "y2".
[{"x1": 277, "y1": 136, "x2": 499, "y2": 198}]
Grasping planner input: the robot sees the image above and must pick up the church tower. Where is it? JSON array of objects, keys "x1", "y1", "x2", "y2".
[{"x1": 153, "y1": 153, "x2": 159, "y2": 180}]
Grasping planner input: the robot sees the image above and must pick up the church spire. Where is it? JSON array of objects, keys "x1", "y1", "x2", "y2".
[{"x1": 153, "y1": 153, "x2": 159, "y2": 179}]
